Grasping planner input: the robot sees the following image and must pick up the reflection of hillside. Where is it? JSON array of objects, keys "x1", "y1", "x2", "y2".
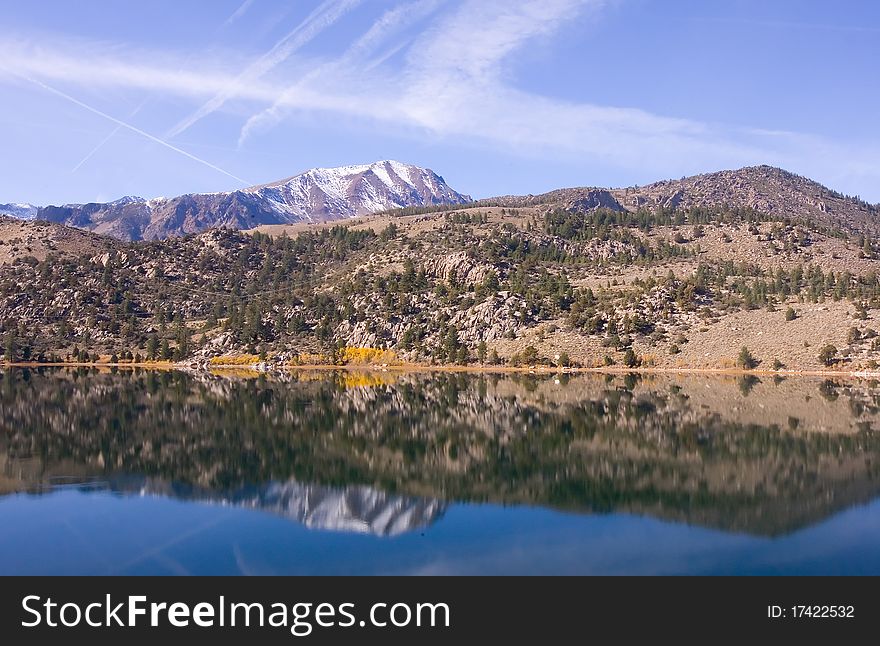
[{"x1": 2, "y1": 368, "x2": 880, "y2": 536}]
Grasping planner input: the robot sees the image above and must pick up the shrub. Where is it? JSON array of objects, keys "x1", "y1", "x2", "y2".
[
  {"x1": 210, "y1": 354, "x2": 261, "y2": 366},
  {"x1": 818, "y1": 345, "x2": 838, "y2": 367},
  {"x1": 785, "y1": 307, "x2": 797, "y2": 321},
  {"x1": 847, "y1": 327, "x2": 862, "y2": 344},
  {"x1": 737, "y1": 346, "x2": 757, "y2": 369},
  {"x1": 341, "y1": 347, "x2": 400, "y2": 365}
]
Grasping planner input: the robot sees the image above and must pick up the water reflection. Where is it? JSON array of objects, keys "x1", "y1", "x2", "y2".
[
  {"x1": 2, "y1": 368, "x2": 880, "y2": 539},
  {"x1": 116, "y1": 478, "x2": 445, "y2": 536}
]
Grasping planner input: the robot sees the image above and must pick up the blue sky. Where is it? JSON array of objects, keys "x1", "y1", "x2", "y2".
[{"x1": 0, "y1": 0, "x2": 878, "y2": 205}]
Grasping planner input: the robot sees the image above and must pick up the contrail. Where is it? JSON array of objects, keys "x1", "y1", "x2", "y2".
[
  {"x1": 71, "y1": 123, "x2": 124, "y2": 172},
  {"x1": 166, "y1": 0, "x2": 362, "y2": 139},
  {"x1": 238, "y1": 0, "x2": 440, "y2": 146},
  {"x1": 12, "y1": 71, "x2": 250, "y2": 186},
  {"x1": 224, "y1": 0, "x2": 256, "y2": 26},
  {"x1": 72, "y1": 1, "x2": 263, "y2": 174}
]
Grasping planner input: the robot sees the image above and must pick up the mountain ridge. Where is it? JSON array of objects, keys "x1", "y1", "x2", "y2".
[
  {"x1": 463, "y1": 164, "x2": 879, "y2": 235},
  {"x1": 9, "y1": 160, "x2": 471, "y2": 241},
  {"x1": 3, "y1": 163, "x2": 877, "y2": 239},
  {"x1": 4, "y1": 161, "x2": 880, "y2": 373}
]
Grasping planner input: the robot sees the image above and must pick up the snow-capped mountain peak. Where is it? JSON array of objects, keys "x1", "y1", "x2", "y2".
[
  {"x1": 7, "y1": 160, "x2": 471, "y2": 240},
  {"x1": 0, "y1": 202, "x2": 38, "y2": 220},
  {"x1": 245, "y1": 160, "x2": 471, "y2": 222}
]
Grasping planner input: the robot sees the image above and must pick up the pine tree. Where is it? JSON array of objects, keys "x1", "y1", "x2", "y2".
[
  {"x1": 737, "y1": 346, "x2": 757, "y2": 369},
  {"x1": 146, "y1": 335, "x2": 158, "y2": 360},
  {"x1": 4, "y1": 332, "x2": 16, "y2": 362},
  {"x1": 477, "y1": 341, "x2": 487, "y2": 363},
  {"x1": 818, "y1": 345, "x2": 838, "y2": 366}
]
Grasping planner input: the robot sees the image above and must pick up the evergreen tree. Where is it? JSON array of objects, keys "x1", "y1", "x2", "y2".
[
  {"x1": 146, "y1": 335, "x2": 158, "y2": 360},
  {"x1": 818, "y1": 345, "x2": 838, "y2": 367},
  {"x1": 738, "y1": 346, "x2": 757, "y2": 369},
  {"x1": 4, "y1": 332, "x2": 15, "y2": 362}
]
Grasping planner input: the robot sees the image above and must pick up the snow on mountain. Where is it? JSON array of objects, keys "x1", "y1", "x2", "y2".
[
  {"x1": 117, "y1": 477, "x2": 446, "y2": 536},
  {"x1": 256, "y1": 480, "x2": 445, "y2": 536},
  {"x1": 0, "y1": 203, "x2": 38, "y2": 220},
  {"x1": 244, "y1": 159, "x2": 471, "y2": 221},
  {"x1": 25, "y1": 161, "x2": 472, "y2": 240}
]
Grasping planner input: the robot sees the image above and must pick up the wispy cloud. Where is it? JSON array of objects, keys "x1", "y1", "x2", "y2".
[
  {"x1": 70, "y1": 1, "x2": 275, "y2": 172},
  {"x1": 0, "y1": 0, "x2": 877, "y2": 198},
  {"x1": 224, "y1": 0, "x2": 257, "y2": 26},
  {"x1": 237, "y1": 0, "x2": 444, "y2": 145},
  {"x1": 165, "y1": 0, "x2": 363, "y2": 138},
  {"x1": 71, "y1": 122, "x2": 128, "y2": 173},
  {"x1": 5, "y1": 70, "x2": 250, "y2": 185}
]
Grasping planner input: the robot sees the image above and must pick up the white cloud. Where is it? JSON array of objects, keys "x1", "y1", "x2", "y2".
[
  {"x1": 237, "y1": 0, "x2": 445, "y2": 145},
  {"x1": 0, "y1": 0, "x2": 877, "y2": 198},
  {"x1": 4, "y1": 70, "x2": 250, "y2": 185},
  {"x1": 224, "y1": 0, "x2": 257, "y2": 26},
  {"x1": 165, "y1": 0, "x2": 364, "y2": 138}
]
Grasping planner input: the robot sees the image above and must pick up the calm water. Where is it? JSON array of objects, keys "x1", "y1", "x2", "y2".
[{"x1": 2, "y1": 367, "x2": 880, "y2": 575}]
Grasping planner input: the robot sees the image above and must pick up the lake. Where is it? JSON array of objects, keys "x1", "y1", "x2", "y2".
[{"x1": 2, "y1": 367, "x2": 880, "y2": 575}]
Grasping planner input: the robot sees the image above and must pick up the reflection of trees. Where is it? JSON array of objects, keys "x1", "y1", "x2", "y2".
[{"x1": 1, "y1": 368, "x2": 880, "y2": 536}]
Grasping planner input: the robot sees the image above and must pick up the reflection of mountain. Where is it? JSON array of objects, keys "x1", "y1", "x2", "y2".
[
  {"x1": 117, "y1": 478, "x2": 445, "y2": 536},
  {"x1": 2, "y1": 368, "x2": 880, "y2": 536}
]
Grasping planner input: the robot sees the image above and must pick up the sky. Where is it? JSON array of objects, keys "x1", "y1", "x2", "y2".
[{"x1": 0, "y1": 0, "x2": 878, "y2": 205}]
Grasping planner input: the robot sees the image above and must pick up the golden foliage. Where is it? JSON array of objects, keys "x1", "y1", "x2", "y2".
[
  {"x1": 208, "y1": 367, "x2": 263, "y2": 378},
  {"x1": 209, "y1": 354, "x2": 261, "y2": 366},
  {"x1": 340, "y1": 347, "x2": 400, "y2": 365},
  {"x1": 289, "y1": 352, "x2": 331, "y2": 366},
  {"x1": 341, "y1": 371, "x2": 398, "y2": 389}
]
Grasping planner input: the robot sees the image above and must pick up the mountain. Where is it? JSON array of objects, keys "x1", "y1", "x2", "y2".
[
  {"x1": 0, "y1": 216, "x2": 116, "y2": 265},
  {"x1": 620, "y1": 165, "x2": 878, "y2": 233},
  {"x1": 4, "y1": 164, "x2": 880, "y2": 372},
  {"x1": 114, "y1": 479, "x2": 446, "y2": 536},
  {"x1": 0, "y1": 203, "x2": 38, "y2": 220},
  {"x1": 10, "y1": 164, "x2": 876, "y2": 240},
  {"x1": 483, "y1": 165, "x2": 880, "y2": 234},
  {"x1": 31, "y1": 161, "x2": 472, "y2": 241}
]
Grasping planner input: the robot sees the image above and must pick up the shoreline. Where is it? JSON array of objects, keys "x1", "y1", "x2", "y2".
[{"x1": 2, "y1": 360, "x2": 878, "y2": 379}]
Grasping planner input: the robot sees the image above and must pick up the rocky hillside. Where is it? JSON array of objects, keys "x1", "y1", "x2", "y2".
[
  {"x1": 479, "y1": 165, "x2": 879, "y2": 236},
  {"x1": 0, "y1": 216, "x2": 116, "y2": 265},
  {"x1": 2, "y1": 165, "x2": 880, "y2": 372},
  {"x1": 30, "y1": 160, "x2": 471, "y2": 241}
]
